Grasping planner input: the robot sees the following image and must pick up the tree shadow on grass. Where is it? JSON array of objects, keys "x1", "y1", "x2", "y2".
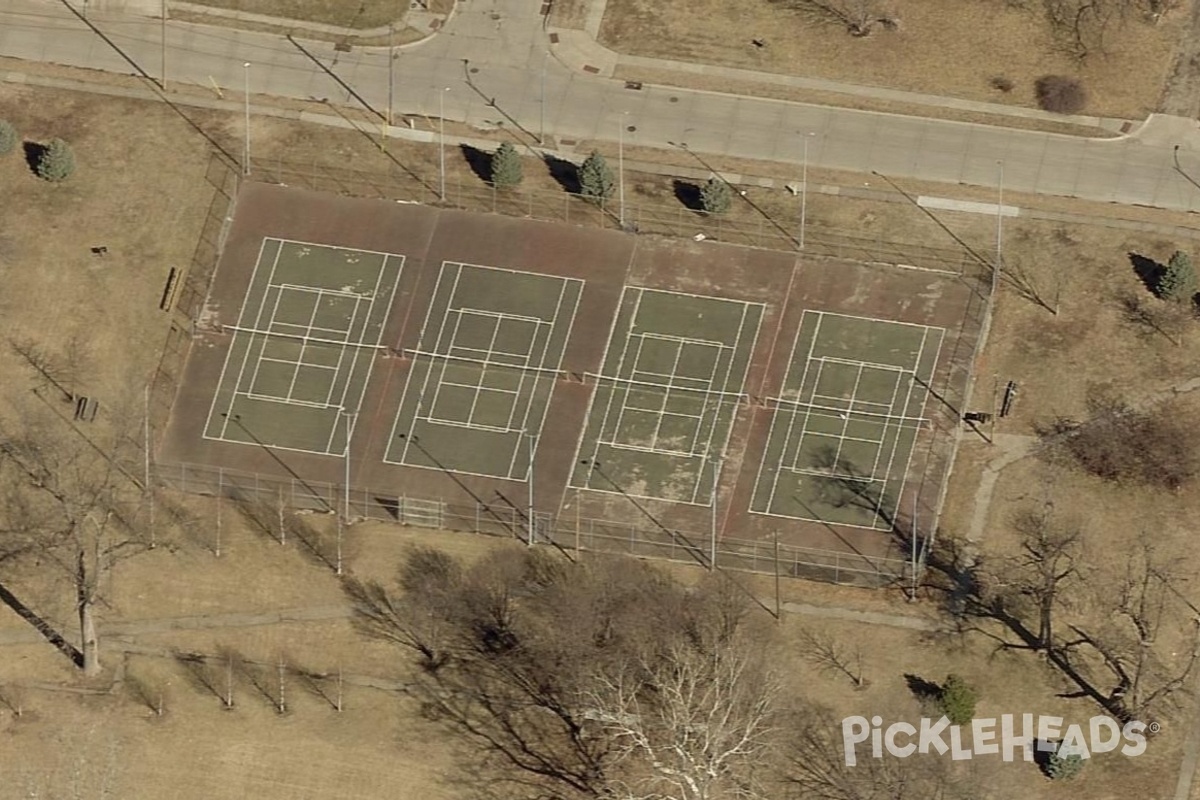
[
  {"x1": 1129, "y1": 252, "x2": 1163, "y2": 294},
  {"x1": 0, "y1": 580, "x2": 83, "y2": 669},
  {"x1": 22, "y1": 141, "x2": 44, "y2": 176},
  {"x1": 673, "y1": 179, "x2": 702, "y2": 211},
  {"x1": 460, "y1": 144, "x2": 492, "y2": 184},
  {"x1": 542, "y1": 154, "x2": 579, "y2": 194}
]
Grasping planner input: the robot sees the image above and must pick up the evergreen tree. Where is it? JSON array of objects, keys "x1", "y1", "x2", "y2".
[
  {"x1": 578, "y1": 150, "x2": 615, "y2": 205},
  {"x1": 0, "y1": 120, "x2": 17, "y2": 157},
  {"x1": 490, "y1": 142, "x2": 523, "y2": 189},
  {"x1": 36, "y1": 138, "x2": 75, "y2": 182},
  {"x1": 937, "y1": 673, "x2": 977, "y2": 725},
  {"x1": 1047, "y1": 744, "x2": 1085, "y2": 780},
  {"x1": 700, "y1": 176, "x2": 733, "y2": 214},
  {"x1": 1157, "y1": 250, "x2": 1198, "y2": 303}
]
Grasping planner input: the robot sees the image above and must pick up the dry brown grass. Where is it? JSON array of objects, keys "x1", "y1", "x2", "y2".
[
  {"x1": 177, "y1": 0, "x2": 453, "y2": 29},
  {"x1": 599, "y1": 0, "x2": 1185, "y2": 118}
]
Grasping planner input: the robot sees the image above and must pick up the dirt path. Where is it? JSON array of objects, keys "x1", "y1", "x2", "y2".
[{"x1": 1159, "y1": 0, "x2": 1200, "y2": 117}]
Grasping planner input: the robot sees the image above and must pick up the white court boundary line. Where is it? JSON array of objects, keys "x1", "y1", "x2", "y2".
[
  {"x1": 387, "y1": 261, "x2": 583, "y2": 477},
  {"x1": 573, "y1": 288, "x2": 764, "y2": 507},
  {"x1": 202, "y1": 237, "x2": 401, "y2": 455},
  {"x1": 750, "y1": 309, "x2": 947, "y2": 530}
]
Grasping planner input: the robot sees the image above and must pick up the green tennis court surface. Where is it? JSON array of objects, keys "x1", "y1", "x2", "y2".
[
  {"x1": 570, "y1": 288, "x2": 764, "y2": 505},
  {"x1": 203, "y1": 238, "x2": 403, "y2": 454},
  {"x1": 751, "y1": 311, "x2": 943, "y2": 529},
  {"x1": 386, "y1": 262, "x2": 583, "y2": 479}
]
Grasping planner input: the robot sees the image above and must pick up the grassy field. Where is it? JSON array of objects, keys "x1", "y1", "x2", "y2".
[
  {"x1": 0, "y1": 76, "x2": 1197, "y2": 798},
  {"x1": 598, "y1": 0, "x2": 1186, "y2": 119}
]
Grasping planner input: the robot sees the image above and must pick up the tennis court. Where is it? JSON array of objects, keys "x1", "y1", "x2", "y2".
[
  {"x1": 570, "y1": 288, "x2": 764, "y2": 505},
  {"x1": 385, "y1": 262, "x2": 584, "y2": 479},
  {"x1": 202, "y1": 238, "x2": 403, "y2": 454},
  {"x1": 750, "y1": 311, "x2": 944, "y2": 529}
]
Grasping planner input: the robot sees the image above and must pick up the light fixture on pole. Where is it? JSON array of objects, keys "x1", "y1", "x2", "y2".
[
  {"x1": 439, "y1": 87, "x2": 449, "y2": 202},
  {"x1": 242, "y1": 62, "x2": 251, "y2": 176}
]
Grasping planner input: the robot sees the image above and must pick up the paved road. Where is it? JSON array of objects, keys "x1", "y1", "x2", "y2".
[{"x1": 3, "y1": 0, "x2": 1200, "y2": 212}]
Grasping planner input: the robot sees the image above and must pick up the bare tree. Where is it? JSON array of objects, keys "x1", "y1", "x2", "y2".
[
  {"x1": 1062, "y1": 542, "x2": 1200, "y2": 722},
  {"x1": 797, "y1": 626, "x2": 866, "y2": 688},
  {"x1": 589, "y1": 641, "x2": 777, "y2": 800},
  {"x1": 1002, "y1": 505, "x2": 1083, "y2": 653},
  {"x1": 0, "y1": 404, "x2": 148, "y2": 676},
  {"x1": 347, "y1": 547, "x2": 778, "y2": 799},
  {"x1": 772, "y1": 0, "x2": 900, "y2": 36}
]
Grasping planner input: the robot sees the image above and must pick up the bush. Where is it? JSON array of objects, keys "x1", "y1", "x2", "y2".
[
  {"x1": 578, "y1": 150, "x2": 615, "y2": 204},
  {"x1": 1035, "y1": 75, "x2": 1087, "y2": 114},
  {"x1": 36, "y1": 138, "x2": 75, "y2": 182},
  {"x1": 490, "y1": 142, "x2": 523, "y2": 189},
  {"x1": 1156, "y1": 250, "x2": 1198, "y2": 303},
  {"x1": 699, "y1": 177, "x2": 733, "y2": 214},
  {"x1": 938, "y1": 674, "x2": 977, "y2": 725},
  {"x1": 1047, "y1": 744, "x2": 1085, "y2": 780},
  {"x1": 990, "y1": 76, "x2": 1014, "y2": 93},
  {"x1": 0, "y1": 120, "x2": 17, "y2": 157},
  {"x1": 1041, "y1": 388, "x2": 1200, "y2": 490}
]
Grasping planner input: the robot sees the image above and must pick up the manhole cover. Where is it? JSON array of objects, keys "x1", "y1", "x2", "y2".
[
  {"x1": 668, "y1": 96, "x2": 679, "y2": 103},
  {"x1": 627, "y1": 125, "x2": 636, "y2": 132},
  {"x1": 470, "y1": 67, "x2": 480, "y2": 74}
]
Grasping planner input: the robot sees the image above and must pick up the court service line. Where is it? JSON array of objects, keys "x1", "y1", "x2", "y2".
[{"x1": 218, "y1": 239, "x2": 285, "y2": 440}]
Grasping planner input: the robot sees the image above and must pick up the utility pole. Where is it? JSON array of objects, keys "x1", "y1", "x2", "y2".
[{"x1": 242, "y1": 62, "x2": 251, "y2": 176}]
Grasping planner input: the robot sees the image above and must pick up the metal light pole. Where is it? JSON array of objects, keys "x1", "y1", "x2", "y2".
[
  {"x1": 526, "y1": 434, "x2": 536, "y2": 546},
  {"x1": 994, "y1": 161, "x2": 1005, "y2": 294},
  {"x1": 800, "y1": 134, "x2": 810, "y2": 251},
  {"x1": 540, "y1": 51, "x2": 549, "y2": 146},
  {"x1": 160, "y1": 0, "x2": 167, "y2": 90},
  {"x1": 387, "y1": 25, "x2": 395, "y2": 127},
  {"x1": 710, "y1": 457, "x2": 721, "y2": 571},
  {"x1": 618, "y1": 115, "x2": 626, "y2": 229},
  {"x1": 339, "y1": 411, "x2": 355, "y2": 576},
  {"x1": 439, "y1": 87, "x2": 449, "y2": 202},
  {"x1": 242, "y1": 62, "x2": 251, "y2": 176}
]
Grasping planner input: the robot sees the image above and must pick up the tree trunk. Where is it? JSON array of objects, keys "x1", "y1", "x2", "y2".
[{"x1": 79, "y1": 599, "x2": 100, "y2": 676}]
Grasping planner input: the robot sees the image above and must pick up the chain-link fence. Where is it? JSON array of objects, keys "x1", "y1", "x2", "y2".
[{"x1": 153, "y1": 460, "x2": 910, "y2": 588}]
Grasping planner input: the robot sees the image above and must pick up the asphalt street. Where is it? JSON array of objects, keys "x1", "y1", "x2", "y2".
[{"x1": 3, "y1": 0, "x2": 1200, "y2": 212}]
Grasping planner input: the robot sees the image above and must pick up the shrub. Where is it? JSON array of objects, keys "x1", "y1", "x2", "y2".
[
  {"x1": 1047, "y1": 743, "x2": 1085, "y2": 780},
  {"x1": 0, "y1": 120, "x2": 17, "y2": 157},
  {"x1": 1040, "y1": 388, "x2": 1200, "y2": 490},
  {"x1": 36, "y1": 138, "x2": 75, "y2": 182},
  {"x1": 699, "y1": 177, "x2": 733, "y2": 214},
  {"x1": 490, "y1": 142, "x2": 523, "y2": 189},
  {"x1": 1035, "y1": 75, "x2": 1087, "y2": 114},
  {"x1": 579, "y1": 150, "x2": 615, "y2": 204},
  {"x1": 1156, "y1": 250, "x2": 1198, "y2": 303},
  {"x1": 938, "y1": 674, "x2": 977, "y2": 725},
  {"x1": 990, "y1": 76, "x2": 1014, "y2": 93}
]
